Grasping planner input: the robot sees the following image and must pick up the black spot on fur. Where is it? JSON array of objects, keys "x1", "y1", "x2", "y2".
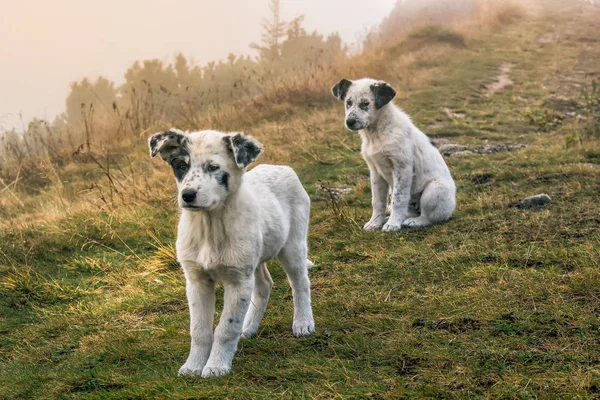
[
  {"x1": 149, "y1": 129, "x2": 189, "y2": 161},
  {"x1": 149, "y1": 137, "x2": 159, "y2": 151},
  {"x1": 332, "y1": 79, "x2": 352, "y2": 101},
  {"x1": 222, "y1": 136, "x2": 233, "y2": 153},
  {"x1": 371, "y1": 82, "x2": 397, "y2": 109},
  {"x1": 228, "y1": 318, "x2": 233, "y2": 324},
  {"x1": 218, "y1": 171, "x2": 229, "y2": 191},
  {"x1": 200, "y1": 162, "x2": 230, "y2": 191},
  {"x1": 170, "y1": 157, "x2": 189, "y2": 181},
  {"x1": 231, "y1": 133, "x2": 262, "y2": 169}
]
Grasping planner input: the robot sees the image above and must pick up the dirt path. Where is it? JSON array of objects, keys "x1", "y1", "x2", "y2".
[{"x1": 483, "y1": 62, "x2": 514, "y2": 96}]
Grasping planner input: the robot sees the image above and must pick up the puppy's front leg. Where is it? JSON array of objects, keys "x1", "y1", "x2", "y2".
[
  {"x1": 178, "y1": 265, "x2": 216, "y2": 376},
  {"x1": 364, "y1": 165, "x2": 389, "y2": 231},
  {"x1": 202, "y1": 271, "x2": 254, "y2": 377},
  {"x1": 383, "y1": 164, "x2": 413, "y2": 232}
]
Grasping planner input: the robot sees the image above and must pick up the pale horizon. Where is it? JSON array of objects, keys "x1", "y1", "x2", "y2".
[{"x1": 0, "y1": 0, "x2": 396, "y2": 130}]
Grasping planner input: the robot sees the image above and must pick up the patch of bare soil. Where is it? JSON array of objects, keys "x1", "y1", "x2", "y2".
[
  {"x1": 538, "y1": 32, "x2": 560, "y2": 45},
  {"x1": 484, "y1": 63, "x2": 514, "y2": 96}
]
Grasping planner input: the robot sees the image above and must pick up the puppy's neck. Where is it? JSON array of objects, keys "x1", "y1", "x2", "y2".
[
  {"x1": 178, "y1": 179, "x2": 256, "y2": 267},
  {"x1": 362, "y1": 103, "x2": 408, "y2": 139},
  {"x1": 181, "y1": 179, "x2": 252, "y2": 236}
]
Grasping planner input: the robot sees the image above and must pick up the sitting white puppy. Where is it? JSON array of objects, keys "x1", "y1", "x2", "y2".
[
  {"x1": 332, "y1": 78, "x2": 456, "y2": 232},
  {"x1": 148, "y1": 129, "x2": 315, "y2": 377}
]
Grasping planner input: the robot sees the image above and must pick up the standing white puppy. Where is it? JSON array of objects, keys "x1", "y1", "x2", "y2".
[
  {"x1": 331, "y1": 78, "x2": 456, "y2": 232},
  {"x1": 148, "y1": 129, "x2": 315, "y2": 378}
]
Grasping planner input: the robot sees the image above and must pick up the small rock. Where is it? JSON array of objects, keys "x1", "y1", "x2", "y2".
[
  {"x1": 427, "y1": 122, "x2": 446, "y2": 130},
  {"x1": 440, "y1": 107, "x2": 466, "y2": 119},
  {"x1": 450, "y1": 150, "x2": 475, "y2": 157},
  {"x1": 512, "y1": 194, "x2": 552, "y2": 210},
  {"x1": 436, "y1": 141, "x2": 527, "y2": 157},
  {"x1": 430, "y1": 138, "x2": 450, "y2": 147},
  {"x1": 471, "y1": 144, "x2": 527, "y2": 154},
  {"x1": 438, "y1": 143, "x2": 469, "y2": 156},
  {"x1": 576, "y1": 163, "x2": 600, "y2": 169}
]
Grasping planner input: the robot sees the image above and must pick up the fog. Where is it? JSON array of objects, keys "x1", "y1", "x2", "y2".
[{"x1": 0, "y1": 0, "x2": 395, "y2": 130}]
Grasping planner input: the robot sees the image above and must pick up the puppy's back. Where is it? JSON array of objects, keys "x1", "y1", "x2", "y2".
[{"x1": 247, "y1": 163, "x2": 306, "y2": 196}]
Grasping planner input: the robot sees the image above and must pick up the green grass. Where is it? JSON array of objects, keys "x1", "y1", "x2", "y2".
[{"x1": 2, "y1": 1, "x2": 600, "y2": 398}]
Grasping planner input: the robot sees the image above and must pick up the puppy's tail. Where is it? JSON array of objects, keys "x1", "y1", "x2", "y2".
[{"x1": 306, "y1": 259, "x2": 315, "y2": 269}]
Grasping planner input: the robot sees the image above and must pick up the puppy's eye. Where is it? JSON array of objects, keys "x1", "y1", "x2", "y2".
[
  {"x1": 172, "y1": 159, "x2": 189, "y2": 172},
  {"x1": 207, "y1": 164, "x2": 220, "y2": 172},
  {"x1": 360, "y1": 101, "x2": 370, "y2": 109},
  {"x1": 346, "y1": 100, "x2": 353, "y2": 108},
  {"x1": 178, "y1": 163, "x2": 189, "y2": 172}
]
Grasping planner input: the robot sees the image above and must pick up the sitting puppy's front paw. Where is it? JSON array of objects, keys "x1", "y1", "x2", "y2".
[
  {"x1": 201, "y1": 364, "x2": 231, "y2": 378},
  {"x1": 364, "y1": 216, "x2": 386, "y2": 231},
  {"x1": 178, "y1": 365, "x2": 203, "y2": 377},
  {"x1": 241, "y1": 328, "x2": 257, "y2": 338},
  {"x1": 293, "y1": 319, "x2": 315, "y2": 337},
  {"x1": 382, "y1": 221, "x2": 402, "y2": 232}
]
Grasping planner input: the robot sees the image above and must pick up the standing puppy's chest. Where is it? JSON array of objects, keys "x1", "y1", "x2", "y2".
[{"x1": 176, "y1": 216, "x2": 258, "y2": 272}]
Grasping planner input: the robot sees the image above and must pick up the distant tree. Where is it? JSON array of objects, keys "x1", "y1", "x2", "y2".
[
  {"x1": 287, "y1": 15, "x2": 306, "y2": 39},
  {"x1": 227, "y1": 53, "x2": 237, "y2": 66},
  {"x1": 66, "y1": 77, "x2": 116, "y2": 124},
  {"x1": 280, "y1": 18, "x2": 343, "y2": 69},
  {"x1": 250, "y1": 0, "x2": 287, "y2": 62},
  {"x1": 123, "y1": 60, "x2": 178, "y2": 94},
  {"x1": 174, "y1": 53, "x2": 189, "y2": 83},
  {"x1": 120, "y1": 60, "x2": 178, "y2": 129}
]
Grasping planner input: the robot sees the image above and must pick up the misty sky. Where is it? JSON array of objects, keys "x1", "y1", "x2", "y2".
[{"x1": 0, "y1": 0, "x2": 396, "y2": 130}]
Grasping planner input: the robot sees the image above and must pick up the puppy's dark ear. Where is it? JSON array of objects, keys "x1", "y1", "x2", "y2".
[
  {"x1": 148, "y1": 128, "x2": 188, "y2": 162},
  {"x1": 371, "y1": 82, "x2": 396, "y2": 109},
  {"x1": 224, "y1": 133, "x2": 263, "y2": 169},
  {"x1": 331, "y1": 79, "x2": 352, "y2": 101}
]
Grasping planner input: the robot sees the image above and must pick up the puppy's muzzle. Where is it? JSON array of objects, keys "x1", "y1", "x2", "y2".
[
  {"x1": 181, "y1": 189, "x2": 197, "y2": 204},
  {"x1": 346, "y1": 118, "x2": 362, "y2": 131}
]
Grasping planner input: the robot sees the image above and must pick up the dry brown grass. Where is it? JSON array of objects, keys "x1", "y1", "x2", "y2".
[{"x1": 0, "y1": 0, "x2": 533, "y2": 192}]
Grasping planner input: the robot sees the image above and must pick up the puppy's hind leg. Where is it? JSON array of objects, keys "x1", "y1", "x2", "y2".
[
  {"x1": 241, "y1": 263, "x2": 273, "y2": 338},
  {"x1": 278, "y1": 241, "x2": 315, "y2": 337},
  {"x1": 403, "y1": 179, "x2": 455, "y2": 228}
]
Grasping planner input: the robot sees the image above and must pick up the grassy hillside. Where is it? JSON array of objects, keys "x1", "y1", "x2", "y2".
[{"x1": 1, "y1": 0, "x2": 600, "y2": 398}]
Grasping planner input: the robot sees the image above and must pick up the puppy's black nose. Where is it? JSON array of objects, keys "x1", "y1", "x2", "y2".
[
  {"x1": 181, "y1": 189, "x2": 197, "y2": 203},
  {"x1": 346, "y1": 118, "x2": 357, "y2": 127}
]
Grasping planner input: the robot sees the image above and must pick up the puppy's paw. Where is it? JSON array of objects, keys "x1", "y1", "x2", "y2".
[
  {"x1": 402, "y1": 217, "x2": 428, "y2": 228},
  {"x1": 293, "y1": 319, "x2": 315, "y2": 337},
  {"x1": 364, "y1": 216, "x2": 386, "y2": 231},
  {"x1": 382, "y1": 222, "x2": 402, "y2": 232},
  {"x1": 201, "y1": 364, "x2": 231, "y2": 378},
  {"x1": 241, "y1": 327, "x2": 257, "y2": 338},
  {"x1": 178, "y1": 365, "x2": 203, "y2": 377}
]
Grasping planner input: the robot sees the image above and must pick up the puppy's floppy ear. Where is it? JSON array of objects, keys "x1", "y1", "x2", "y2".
[
  {"x1": 223, "y1": 133, "x2": 263, "y2": 169},
  {"x1": 371, "y1": 81, "x2": 397, "y2": 109},
  {"x1": 148, "y1": 128, "x2": 188, "y2": 162},
  {"x1": 331, "y1": 79, "x2": 352, "y2": 101}
]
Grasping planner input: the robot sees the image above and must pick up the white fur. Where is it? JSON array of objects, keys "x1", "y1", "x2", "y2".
[
  {"x1": 335, "y1": 78, "x2": 456, "y2": 231},
  {"x1": 149, "y1": 130, "x2": 314, "y2": 378}
]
